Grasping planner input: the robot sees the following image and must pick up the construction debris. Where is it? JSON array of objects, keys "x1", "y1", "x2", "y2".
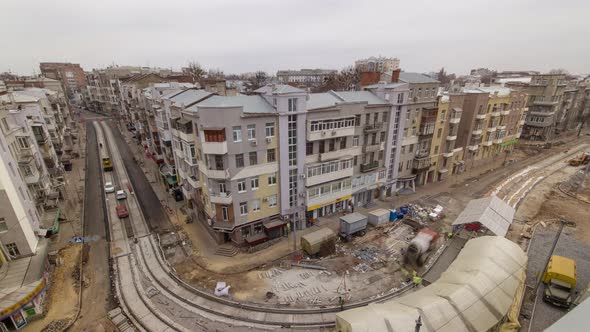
[{"x1": 291, "y1": 262, "x2": 326, "y2": 270}]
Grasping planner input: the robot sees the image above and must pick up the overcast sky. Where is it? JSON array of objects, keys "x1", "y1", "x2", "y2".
[{"x1": 1, "y1": 0, "x2": 589, "y2": 76}]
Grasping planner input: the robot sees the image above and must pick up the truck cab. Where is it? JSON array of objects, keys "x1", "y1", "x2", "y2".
[{"x1": 542, "y1": 255, "x2": 577, "y2": 308}]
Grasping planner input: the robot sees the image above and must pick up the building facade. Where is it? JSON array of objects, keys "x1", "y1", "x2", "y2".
[
  {"x1": 355, "y1": 57, "x2": 400, "y2": 74},
  {"x1": 39, "y1": 62, "x2": 86, "y2": 98},
  {"x1": 276, "y1": 69, "x2": 337, "y2": 87}
]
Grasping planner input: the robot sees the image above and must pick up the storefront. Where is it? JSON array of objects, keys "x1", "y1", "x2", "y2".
[{"x1": 306, "y1": 195, "x2": 352, "y2": 221}]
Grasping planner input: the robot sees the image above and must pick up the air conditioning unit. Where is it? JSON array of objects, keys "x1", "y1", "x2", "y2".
[
  {"x1": 331, "y1": 131, "x2": 337, "y2": 136},
  {"x1": 250, "y1": 139, "x2": 257, "y2": 146},
  {"x1": 265, "y1": 137, "x2": 272, "y2": 143}
]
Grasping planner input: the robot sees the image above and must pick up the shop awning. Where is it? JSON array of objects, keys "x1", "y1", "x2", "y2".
[
  {"x1": 52, "y1": 208, "x2": 60, "y2": 234},
  {"x1": 244, "y1": 233, "x2": 268, "y2": 246},
  {"x1": 501, "y1": 139, "x2": 518, "y2": 147},
  {"x1": 264, "y1": 220, "x2": 287, "y2": 230}
]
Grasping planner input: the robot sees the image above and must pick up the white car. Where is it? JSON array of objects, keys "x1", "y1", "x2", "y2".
[
  {"x1": 116, "y1": 190, "x2": 127, "y2": 200},
  {"x1": 104, "y1": 182, "x2": 115, "y2": 193}
]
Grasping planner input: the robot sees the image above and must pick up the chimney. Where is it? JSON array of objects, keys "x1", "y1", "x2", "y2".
[
  {"x1": 391, "y1": 69, "x2": 401, "y2": 83},
  {"x1": 360, "y1": 72, "x2": 381, "y2": 87}
]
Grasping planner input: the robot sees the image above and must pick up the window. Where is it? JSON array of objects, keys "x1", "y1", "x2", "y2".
[
  {"x1": 340, "y1": 138, "x2": 346, "y2": 149},
  {"x1": 241, "y1": 226, "x2": 250, "y2": 238},
  {"x1": 409, "y1": 144, "x2": 414, "y2": 153},
  {"x1": 406, "y1": 160, "x2": 411, "y2": 170},
  {"x1": 350, "y1": 136, "x2": 359, "y2": 147},
  {"x1": 235, "y1": 154, "x2": 244, "y2": 168},
  {"x1": 265, "y1": 123, "x2": 275, "y2": 137},
  {"x1": 354, "y1": 156, "x2": 358, "y2": 166},
  {"x1": 397, "y1": 93, "x2": 404, "y2": 104},
  {"x1": 288, "y1": 98, "x2": 297, "y2": 112},
  {"x1": 268, "y1": 195, "x2": 277, "y2": 207},
  {"x1": 329, "y1": 139, "x2": 335, "y2": 152},
  {"x1": 6, "y1": 243, "x2": 19, "y2": 257},
  {"x1": 382, "y1": 112, "x2": 388, "y2": 123},
  {"x1": 232, "y1": 126, "x2": 242, "y2": 142},
  {"x1": 440, "y1": 110, "x2": 446, "y2": 120},
  {"x1": 254, "y1": 223, "x2": 264, "y2": 234},
  {"x1": 251, "y1": 177, "x2": 259, "y2": 190},
  {"x1": 249, "y1": 151, "x2": 257, "y2": 165},
  {"x1": 251, "y1": 199, "x2": 260, "y2": 212},
  {"x1": 380, "y1": 131, "x2": 386, "y2": 143},
  {"x1": 1, "y1": 118, "x2": 9, "y2": 133},
  {"x1": 306, "y1": 142, "x2": 314, "y2": 155},
  {"x1": 437, "y1": 128, "x2": 442, "y2": 138},
  {"x1": 378, "y1": 150, "x2": 384, "y2": 161},
  {"x1": 239, "y1": 202, "x2": 248, "y2": 215},
  {"x1": 267, "y1": 149, "x2": 276, "y2": 162},
  {"x1": 398, "y1": 162, "x2": 402, "y2": 172},
  {"x1": 401, "y1": 146, "x2": 406, "y2": 154},
  {"x1": 268, "y1": 173, "x2": 277, "y2": 185},
  {"x1": 221, "y1": 207, "x2": 229, "y2": 221},
  {"x1": 16, "y1": 137, "x2": 30, "y2": 149},
  {"x1": 434, "y1": 145, "x2": 439, "y2": 154},
  {"x1": 355, "y1": 114, "x2": 361, "y2": 126},
  {"x1": 237, "y1": 179, "x2": 246, "y2": 193},
  {"x1": 365, "y1": 114, "x2": 370, "y2": 125},
  {"x1": 22, "y1": 165, "x2": 33, "y2": 176},
  {"x1": 247, "y1": 124, "x2": 256, "y2": 140},
  {"x1": 371, "y1": 133, "x2": 377, "y2": 145},
  {"x1": 0, "y1": 218, "x2": 6, "y2": 232},
  {"x1": 319, "y1": 141, "x2": 325, "y2": 154}
]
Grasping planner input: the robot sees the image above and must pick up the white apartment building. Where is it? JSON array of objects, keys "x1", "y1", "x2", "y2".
[
  {"x1": 276, "y1": 69, "x2": 337, "y2": 87},
  {"x1": 355, "y1": 56, "x2": 401, "y2": 73}
]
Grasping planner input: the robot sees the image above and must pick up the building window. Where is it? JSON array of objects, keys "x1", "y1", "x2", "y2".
[
  {"x1": 406, "y1": 160, "x2": 411, "y2": 170},
  {"x1": 437, "y1": 128, "x2": 442, "y2": 138},
  {"x1": 397, "y1": 93, "x2": 404, "y2": 104},
  {"x1": 434, "y1": 145, "x2": 439, "y2": 154},
  {"x1": 241, "y1": 226, "x2": 250, "y2": 239},
  {"x1": 380, "y1": 132, "x2": 386, "y2": 143},
  {"x1": 1, "y1": 118, "x2": 9, "y2": 133},
  {"x1": 398, "y1": 162, "x2": 402, "y2": 172},
  {"x1": 251, "y1": 199, "x2": 261, "y2": 212},
  {"x1": 382, "y1": 112, "x2": 388, "y2": 123},
  {"x1": 239, "y1": 202, "x2": 248, "y2": 215},
  {"x1": 21, "y1": 165, "x2": 33, "y2": 176},
  {"x1": 249, "y1": 151, "x2": 257, "y2": 165},
  {"x1": 221, "y1": 206, "x2": 229, "y2": 221},
  {"x1": 365, "y1": 114, "x2": 370, "y2": 125},
  {"x1": 268, "y1": 173, "x2": 277, "y2": 185},
  {"x1": 268, "y1": 195, "x2": 277, "y2": 207},
  {"x1": 254, "y1": 223, "x2": 264, "y2": 234},
  {"x1": 288, "y1": 98, "x2": 297, "y2": 112},
  {"x1": 232, "y1": 126, "x2": 242, "y2": 142},
  {"x1": 6, "y1": 243, "x2": 19, "y2": 257},
  {"x1": 0, "y1": 218, "x2": 7, "y2": 232},
  {"x1": 237, "y1": 179, "x2": 246, "y2": 193},
  {"x1": 378, "y1": 150, "x2": 384, "y2": 161},
  {"x1": 409, "y1": 144, "x2": 414, "y2": 153},
  {"x1": 352, "y1": 136, "x2": 359, "y2": 146},
  {"x1": 329, "y1": 139, "x2": 335, "y2": 152},
  {"x1": 353, "y1": 156, "x2": 358, "y2": 166},
  {"x1": 265, "y1": 123, "x2": 275, "y2": 137},
  {"x1": 16, "y1": 137, "x2": 30, "y2": 149},
  {"x1": 247, "y1": 124, "x2": 256, "y2": 140},
  {"x1": 355, "y1": 114, "x2": 361, "y2": 126},
  {"x1": 251, "y1": 177, "x2": 259, "y2": 190},
  {"x1": 267, "y1": 149, "x2": 276, "y2": 162},
  {"x1": 235, "y1": 154, "x2": 244, "y2": 168},
  {"x1": 306, "y1": 142, "x2": 314, "y2": 155}
]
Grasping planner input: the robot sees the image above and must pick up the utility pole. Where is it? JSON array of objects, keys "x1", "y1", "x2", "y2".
[{"x1": 534, "y1": 219, "x2": 566, "y2": 294}]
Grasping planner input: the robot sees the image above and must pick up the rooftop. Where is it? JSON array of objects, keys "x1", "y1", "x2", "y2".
[
  {"x1": 168, "y1": 89, "x2": 213, "y2": 108},
  {"x1": 399, "y1": 72, "x2": 440, "y2": 84},
  {"x1": 190, "y1": 95, "x2": 275, "y2": 114},
  {"x1": 255, "y1": 84, "x2": 306, "y2": 95},
  {"x1": 307, "y1": 90, "x2": 388, "y2": 110}
]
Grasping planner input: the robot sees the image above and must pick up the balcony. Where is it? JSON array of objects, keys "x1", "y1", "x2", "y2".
[
  {"x1": 202, "y1": 141, "x2": 228, "y2": 155},
  {"x1": 362, "y1": 142, "x2": 385, "y2": 153},
  {"x1": 494, "y1": 138, "x2": 503, "y2": 144},
  {"x1": 446, "y1": 135, "x2": 457, "y2": 141},
  {"x1": 181, "y1": 185, "x2": 192, "y2": 201},
  {"x1": 490, "y1": 111, "x2": 501, "y2": 117},
  {"x1": 364, "y1": 123, "x2": 384, "y2": 133},
  {"x1": 177, "y1": 167, "x2": 187, "y2": 179},
  {"x1": 307, "y1": 167, "x2": 353, "y2": 187},
  {"x1": 23, "y1": 171, "x2": 41, "y2": 185},
  {"x1": 412, "y1": 155, "x2": 431, "y2": 171},
  {"x1": 449, "y1": 117, "x2": 461, "y2": 124},
  {"x1": 525, "y1": 118, "x2": 553, "y2": 128},
  {"x1": 202, "y1": 167, "x2": 230, "y2": 180},
  {"x1": 17, "y1": 148, "x2": 34, "y2": 163},
  {"x1": 501, "y1": 110, "x2": 511, "y2": 116},
  {"x1": 476, "y1": 113, "x2": 486, "y2": 120},
  {"x1": 360, "y1": 160, "x2": 379, "y2": 173},
  {"x1": 482, "y1": 140, "x2": 493, "y2": 146},
  {"x1": 472, "y1": 128, "x2": 483, "y2": 136},
  {"x1": 187, "y1": 175, "x2": 201, "y2": 189},
  {"x1": 179, "y1": 130, "x2": 194, "y2": 143},
  {"x1": 468, "y1": 144, "x2": 479, "y2": 151},
  {"x1": 519, "y1": 120, "x2": 525, "y2": 125},
  {"x1": 419, "y1": 124, "x2": 435, "y2": 136},
  {"x1": 319, "y1": 146, "x2": 360, "y2": 162},
  {"x1": 497, "y1": 125, "x2": 507, "y2": 130},
  {"x1": 307, "y1": 127, "x2": 355, "y2": 141},
  {"x1": 486, "y1": 126, "x2": 497, "y2": 132},
  {"x1": 174, "y1": 147, "x2": 184, "y2": 159},
  {"x1": 210, "y1": 191, "x2": 233, "y2": 205},
  {"x1": 442, "y1": 151, "x2": 454, "y2": 158}
]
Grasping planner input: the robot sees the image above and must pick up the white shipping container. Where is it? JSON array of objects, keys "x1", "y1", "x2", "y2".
[{"x1": 368, "y1": 208, "x2": 390, "y2": 226}]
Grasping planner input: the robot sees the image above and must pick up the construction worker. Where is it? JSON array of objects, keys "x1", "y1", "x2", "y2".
[
  {"x1": 339, "y1": 296, "x2": 345, "y2": 311},
  {"x1": 412, "y1": 271, "x2": 423, "y2": 287}
]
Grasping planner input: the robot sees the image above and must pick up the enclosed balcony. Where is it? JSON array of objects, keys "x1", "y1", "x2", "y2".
[
  {"x1": 177, "y1": 118, "x2": 194, "y2": 142},
  {"x1": 202, "y1": 128, "x2": 228, "y2": 155},
  {"x1": 412, "y1": 153, "x2": 431, "y2": 172},
  {"x1": 360, "y1": 160, "x2": 379, "y2": 173},
  {"x1": 364, "y1": 122, "x2": 384, "y2": 133},
  {"x1": 210, "y1": 191, "x2": 233, "y2": 204}
]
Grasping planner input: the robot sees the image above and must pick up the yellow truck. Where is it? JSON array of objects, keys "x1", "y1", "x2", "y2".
[
  {"x1": 102, "y1": 157, "x2": 113, "y2": 172},
  {"x1": 542, "y1": 255, "x2": 577, "y2": 308}
]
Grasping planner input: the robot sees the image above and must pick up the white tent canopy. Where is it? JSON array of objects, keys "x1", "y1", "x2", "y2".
[
  {"x1": 452, "y1": 196, "x2": 515, "y2": 237},
  {"x1": 336, "y1": 236, "x2": 527, "y2": 332}
]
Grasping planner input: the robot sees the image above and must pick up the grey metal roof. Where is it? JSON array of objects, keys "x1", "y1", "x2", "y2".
[
  {"x1": 363, "y1": 82, "x2": 407, "y2": 89},
  {"x1": 340, "y1": 212, "x2": 367, "y2": 224},
  {"x1": 190, "y1": 95, "x2": 275, "y2": 114},
  {"x1": 452, "y1": 196, "x2": 515, "y2": 237},
  {"x1": 169, "y1": 89, "x2": 213, "y2": 107},
  {"x1": 399, "y1": 72, "x2": 440, "y2": 84},
  {"x1": 255, "y1": 84, "x2": 306, "y2": 95},
  {"x1": 306, "y1": 90, "x2": 388, "y2": 110}
]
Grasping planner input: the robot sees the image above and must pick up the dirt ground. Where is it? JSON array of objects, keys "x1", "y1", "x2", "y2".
[{"x1": 26, "y1": 245, "x2": 81, "y2": 331}]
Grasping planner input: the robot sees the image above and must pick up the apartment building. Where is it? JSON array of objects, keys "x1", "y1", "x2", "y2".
[
  {"x1": 507, "y1": 73, "x2": 566, "y2": 141},
  {"x1": 85, "y1": 70, "x2": 123, "y2": 116},
  {"x1": 0, "y1": 93, "x2": 63, "y2": 213},
  {"x1": 556, "y1": 84, "x2": 589, "y2": 132},
  {"x1": 39, "y1": 62, "x2": 86, "y2": 98},
  {"x1": 457, "y1": 87, "x2": 526, "y2": 169},
  {"x1": 391, "y1": 72, "x2": 441, "y2": 191},
  {"x1": 355, "y1": 56, "x2": 400, "y2": 73},
  {"x1": 431, "y1": 93, "x2": 466, "y2": 181},
  {"x1": 276, "y1": 69, "x2": 337, "y2": 87}
]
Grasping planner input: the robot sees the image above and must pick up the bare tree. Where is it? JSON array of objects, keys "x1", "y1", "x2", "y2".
[
  {"x1": 252, "y1": 71, "x2": 268, "y2": 89},
  {"x1": 549, "y1": 68, "x2": 569, "y2": 75},
  {"x1": 207, "y1": 68, "x2": 225, "y2": 79},
  {"x1": 185, "y1": 61, "x2": 206, "y2": 83},
  {"x1": 318, "y1": 66, "x2": 362, "y2": 92}
]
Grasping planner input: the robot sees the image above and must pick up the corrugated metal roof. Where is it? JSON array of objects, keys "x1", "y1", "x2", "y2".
[
  {"x1": 169, "y1": 89, "x2": 213, "y2": 107},
  {"x1": 399, "y1": 72, "x2": 440, "y2": 84},
  {"x1": 255, "y1": 84, "x2": 306, "y2": 95},
  {"x1": 306, "y1": 91, "x2": 388, "y2": 110},
  {"x1": 363, "y1": 82, "x2": 407, "y2": 89},
  {"x1": 192, "y1": 95, "x2": 275, "y2": 114},
  {"x1": 452, "y1": 196, "x2": 515, "y2": 237}
]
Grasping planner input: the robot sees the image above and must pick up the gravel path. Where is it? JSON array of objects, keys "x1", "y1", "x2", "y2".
[{"x1": 527, "y1": 229, "x2": 590, "y2": 331}]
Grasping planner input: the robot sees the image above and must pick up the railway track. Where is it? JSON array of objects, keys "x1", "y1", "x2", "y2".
[{"x1": 92, "y1": 120, "x2": 425, "y2": 330}]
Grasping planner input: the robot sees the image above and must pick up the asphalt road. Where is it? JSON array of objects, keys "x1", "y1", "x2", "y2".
[
  {"x1": 73, "y1": 113, "x2": 115, "y2": 330},
  {"x1": 107, "y1": 121, "x2": 173, "y2": 233},
  {"x1": 527, "y1": 229, "x2": 590, "y2": 332}
]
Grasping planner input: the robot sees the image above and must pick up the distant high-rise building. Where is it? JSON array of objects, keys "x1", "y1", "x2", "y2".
[
  {"x1": 39, "y1": 62, "x2": 86, "y2": 97},
  {"x1": 355, "y1": 56, "x2": 400, "y2": 74}
]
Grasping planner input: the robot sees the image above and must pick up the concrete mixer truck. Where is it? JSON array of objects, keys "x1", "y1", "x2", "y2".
[{"x1": 404, "y1": 228, "x2": 439, "y2": 266}]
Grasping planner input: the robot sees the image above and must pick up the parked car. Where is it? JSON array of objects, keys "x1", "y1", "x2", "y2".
[
  {"x1": 104, "y1": 182, "x2": 115, "y2": 193},
  {"x1": 116, "y1": 190, "x2": 127, "y2": 200},
  {"x1": 116, "y1": 205, "x2": 129, "y2": 218}
]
